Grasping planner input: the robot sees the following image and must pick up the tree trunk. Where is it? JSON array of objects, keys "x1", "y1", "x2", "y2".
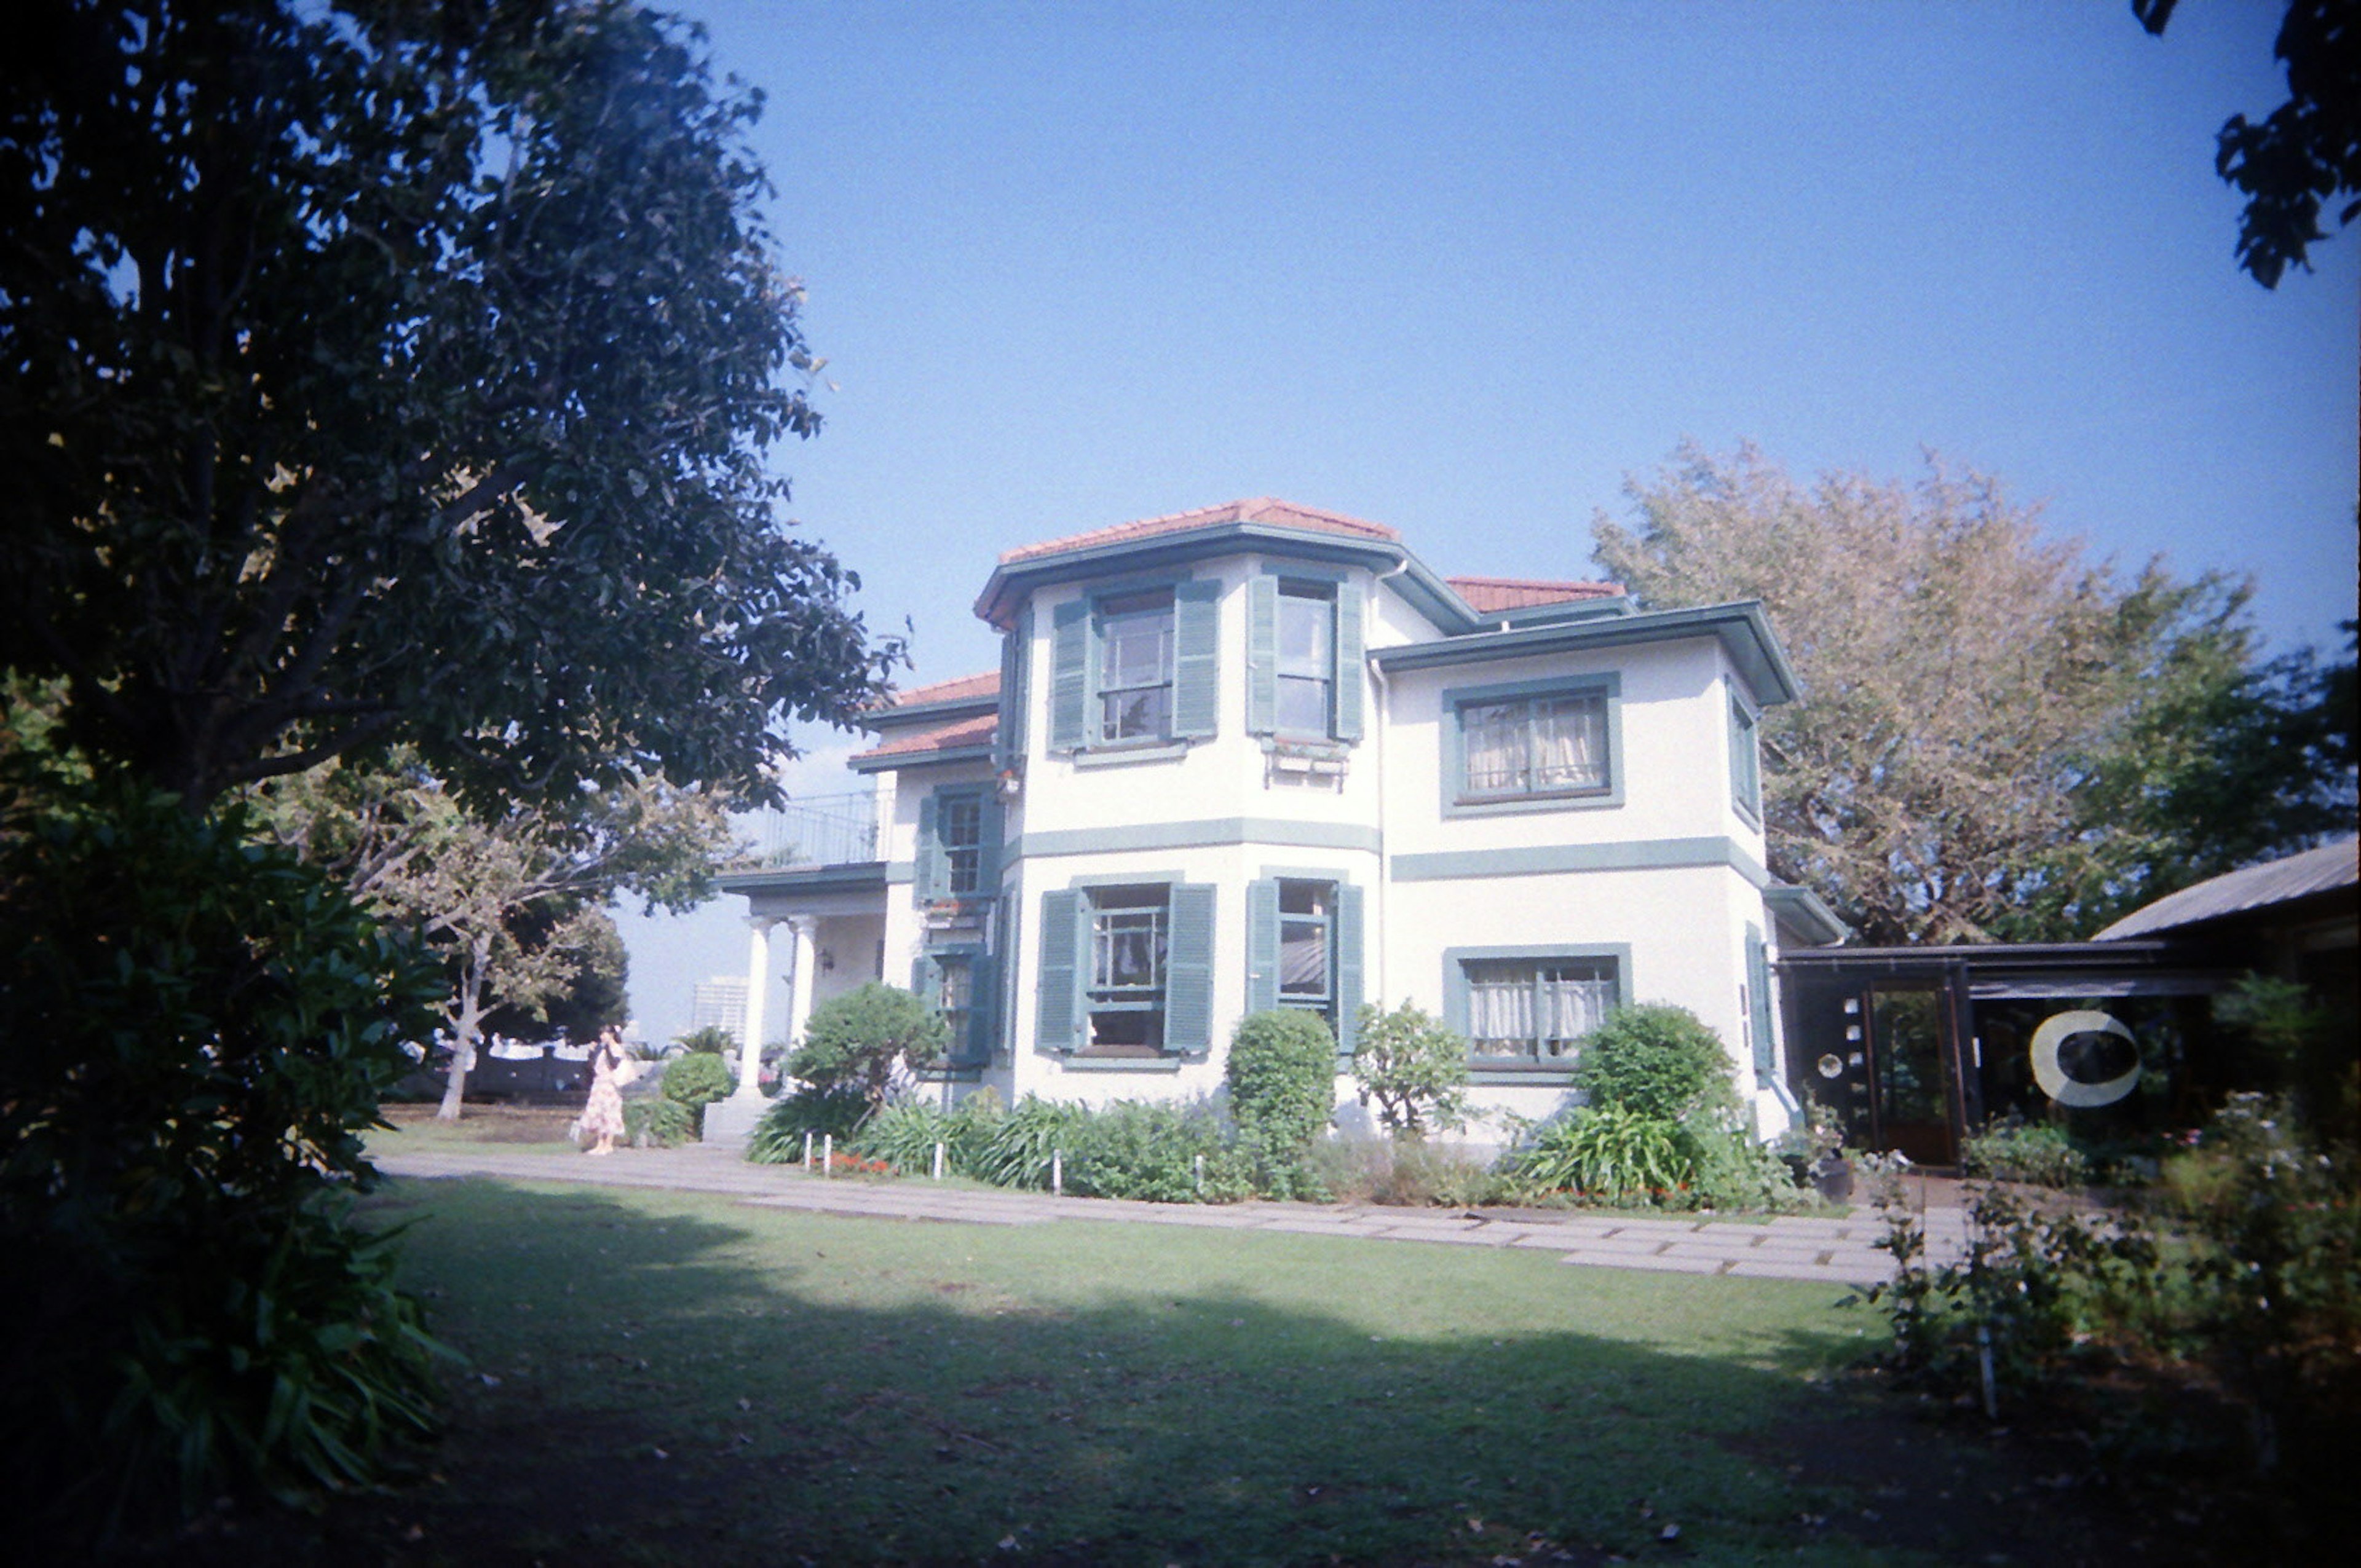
[{"x1": 435, "y1": 937, "x2": 494, "y2": 1120}]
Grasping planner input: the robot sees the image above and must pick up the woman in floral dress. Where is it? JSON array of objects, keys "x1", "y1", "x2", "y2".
[{"x1": 573, "y1": 1025, "x2": 637, "y2": 1155}]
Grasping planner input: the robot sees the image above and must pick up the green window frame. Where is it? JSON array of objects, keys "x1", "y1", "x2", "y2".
[
  {"x1": 914, "y1": 942, "x2": 998, "y2": 1070},
  {"x1": 1035, "y1": 880, "x2": 1216, "y2": 1056},
  {"x1": 1047, "y1": 580, "x2": 1220, "y2": 754},
  {"x1": 1744, "y1": 923, "x2": 1776, "y2": 1084},
  {"x1": 914, "y1": 784, "x2": 1000, "y2": 903},
  {"x1": 1245, "y1": 875, "x2": 1366, "y2": 1052},
  {"x1": 1441, "y1": 674, "x2": 1621, "y2": 817},
  {"x1": 1728, "y1": 693, "x2": 1762, "y2": 824},
  {"x1": 1444, "y1": 944, "x2": 1631, "y2": 1075}
]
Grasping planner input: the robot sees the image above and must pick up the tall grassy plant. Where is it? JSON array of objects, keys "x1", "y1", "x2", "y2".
[
  {"x1": 1516, "y1": 1108, "x2": 1695, "y2": 1200},
  {"x1": 746, "y1": 1085, "x2": 869, "y2": 1164},
  {"x1": 975, "y1": 1097, "x2": 1095, "y2": 1189}
]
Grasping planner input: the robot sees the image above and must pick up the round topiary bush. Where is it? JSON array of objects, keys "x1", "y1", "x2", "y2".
[
  {"x1": 1227, "y1": 1009, "x2": 1337, "y2": 1191},
  {"x1": 789, "y1": 982, "x2": 949, "y2": 1112},
  {"x1": 1572, "y1": 1004, "x2": 1738, "y2": 1124}
]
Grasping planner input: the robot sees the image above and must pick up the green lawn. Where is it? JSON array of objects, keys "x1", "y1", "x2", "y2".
[{"x1": 323, "y1": 1176, "x2": 1996, "y2": 1567}]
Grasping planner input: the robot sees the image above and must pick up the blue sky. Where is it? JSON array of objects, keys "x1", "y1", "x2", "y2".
[{"x1": 618, "y1": 0, "x2": 2360, "y2": 1045}]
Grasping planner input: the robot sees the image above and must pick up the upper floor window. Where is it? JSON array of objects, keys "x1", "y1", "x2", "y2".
[
  {"x1": 1728, "y1": 695, "x2": 1762, "y2": 821},
  {"x1": 1458, "y1": 691, "x2": 1608, "y2": 802},
  {"x1": 1047, "y1": 582, "x2": 1220, "y2": 754},
  {"x1": 1276, "y1": 587, "x2": 1334, "y2": 736},
  {"x1": 1248, "y1": 575, "x2": 1364, "y2": 744},
  {"x1": 941, "y1": 794, "x2": 984, "y2": 894},
  {"x1": 916, "y1": 784, "x2": 999, "y2": 904},
  {"x1": 1097, "y1": 590, "x2": 1175, "y2": 743}
]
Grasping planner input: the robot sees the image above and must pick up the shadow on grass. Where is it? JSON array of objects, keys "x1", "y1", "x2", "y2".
[{"x1": 182, "y1": 1179, "x2": 2189, "y2": 1568}]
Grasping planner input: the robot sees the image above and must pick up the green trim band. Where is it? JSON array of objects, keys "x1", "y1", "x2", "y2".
[
  {"x1": 1014, "y1": 817, "x2": 1383, "y2": 859},
  {"x1": 1391, "y1": 835, "x2": 1770, "y2": 886}
]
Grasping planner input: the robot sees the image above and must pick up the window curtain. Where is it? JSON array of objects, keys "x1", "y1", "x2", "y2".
[
  {"x1": 1463, "y1": 703, "x2": 1522, "y2": 793},
  {"x1": 1532, "y1": 697, "x2": 1604, "y2": 790},
  {"x1": 1466, "y1": 966, "x2": 1530, "y2": 1044}
]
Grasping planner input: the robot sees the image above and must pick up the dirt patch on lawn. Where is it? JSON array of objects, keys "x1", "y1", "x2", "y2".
[{"x1": 380, "y1": 1102, "x2": 582, "y2": 1144}]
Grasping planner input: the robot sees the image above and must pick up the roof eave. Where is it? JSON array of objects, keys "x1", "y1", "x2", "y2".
[
  {"x1": 846, "y1": 743, "x2": 998, "y2": 775},
  {"x1": 1369, "y1": 599, "x2": 1801, "y2": 704},
  {"x1": 971, "y1": 521, "x2": 1476, "y2": 634}
]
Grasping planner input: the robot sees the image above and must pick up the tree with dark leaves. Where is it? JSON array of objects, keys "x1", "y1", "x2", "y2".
[
  {"x1": 1, "y1": 0, "x2": 893, "y2": 811},
  {"x1": 2137, "y1": 0, "x2": 2361, "y2": 287}
]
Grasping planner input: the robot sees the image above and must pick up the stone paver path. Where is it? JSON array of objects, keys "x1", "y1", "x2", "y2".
[{"x1": 374, "y1": 1142, "x2": 1969, "y2": 1288}]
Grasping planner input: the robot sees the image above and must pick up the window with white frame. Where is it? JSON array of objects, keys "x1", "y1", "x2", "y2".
[
  {"x1": 940, "y1": 794, "x2": 984, "y2": 895},
  {"x1": 1457, "y1": 690, "x2": 1610, "y2": 802},
  {"x1": 1276, "y1": 586, "x2": 1335, "y2": 736},
  {"x1": 1087, "y1": 884, "x2": 1168, "y2": 1049},
  {"x1": 1277, "y1": 880, "x2": 1334, "y2": 1021},
  {"x1": 1462, "y1": 956, "x2": 1618, "y2": 1064},
  {"x1": 1097, "y1": 590, "x2": 1175, "y2": 743}
]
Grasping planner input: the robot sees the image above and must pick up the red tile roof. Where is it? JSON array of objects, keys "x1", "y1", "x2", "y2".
[
  {"x1": 1447, "y1": 575, "x2": 1623, "y2": 613},
  {"x1": 877, "y1": 670, "x2": 1000, "y2": 711},
  {"x1": 851, "y1": 710, "x2": 998, "y2": 763},
  {"x1": 1000, "y1": 498, "x2": 1399, "y2": 564}
]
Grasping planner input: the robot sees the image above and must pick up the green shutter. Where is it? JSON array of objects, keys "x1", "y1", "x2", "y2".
[
  {"x1": 995, "y1": 897, "x2": 1019, "y2": 1054},
  {"x1": 1246, "y1": 575, "x2": 1278, "y2": 736},
  {"x1": 1035, "y1": 889, "x2": 1082, "y2": 1052},
  {"x1": 1164, "y1": 883, "x2": 1217, "y2": 1054},
  {"x1": 976, "y1": 789, "x2": 1003, "y2": 893},
  {"x1": 1746, "y1": 925, "x2": 1776, "y2": 1082},
  {"x1": 1244, "y1": 878, "x2": 1279, "y2": 1015},
  {"x1": 1049, "y1": 599, "x2": 1090, "y2": 751},
  {"x1": 965, "y1": 950, "x2": 999, "y2": 1066},
  {"x1": 914, "y1": 789, "x2": 943, "y2": 900},
  {"x1": 1334, "y1": 883, "x2": 1365, "y2": 1054},
  {"x1": 1172, "y1": 579, "x2": 1221, "y2": 739},
  {"x1": 1332, "y1": 585, "x2": 1364, "y2": 742},
  {"x1": 997, "y1": 610, "x2": 1030, "y2": 768},
  {"x1": 911, "y1": 951, "x2": 943, "y2": 1046}
]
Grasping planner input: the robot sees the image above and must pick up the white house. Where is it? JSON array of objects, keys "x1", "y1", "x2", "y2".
[{"x1": 716, "y1": 498, "x2": 1825, "y2": 1143}]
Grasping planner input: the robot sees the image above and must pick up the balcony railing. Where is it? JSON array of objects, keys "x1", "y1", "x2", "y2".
[{"x1": 737, "y1": 789, "x2": 880, "y2": 870}]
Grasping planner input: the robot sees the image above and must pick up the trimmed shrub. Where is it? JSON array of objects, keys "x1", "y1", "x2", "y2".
[
  {"x1": 658, "y1": 1049, "x2": 733, "y2": 1137},
  {"x1": 625, "y1": 1096, "x2": 695, "y2": 1149},
  {"x1": 1350, "y1": 1001, "x2": 1472, "y2": 1139},
  {"x1": 1227, "y1": 1010, "x2": 1336, "y2": 1196},
  {"x1": 790, "y1": 982, "x2": 949, "y2": 1112},
  {"x1": 0, "y1": 774, "x2": 446, "y2": 1546},
  {"x1": 1962, "y1": 1117, "x2": 2090, "y2": 1188},
  {"x1": 1573, "y1": 1004, "x2": 1739, "y2": 1124},
  {"x1": 745, "y1": 1084, "x2": 868, "y2": 1164}
]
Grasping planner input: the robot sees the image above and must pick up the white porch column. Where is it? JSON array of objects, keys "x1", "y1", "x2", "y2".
[
  {"x1": 735, "y1": 917, "x2": 776, "y2": 1099},
  {"x1": 783, "y1": 915, "x2": 821, "y2": 1058}
]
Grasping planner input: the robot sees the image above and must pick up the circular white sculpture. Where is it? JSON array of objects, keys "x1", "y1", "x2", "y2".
[{"x1": 2028, "y1": 1009, "x2": 2141, "y2": 1108}]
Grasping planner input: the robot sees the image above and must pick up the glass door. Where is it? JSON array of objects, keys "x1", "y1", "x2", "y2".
[{"x1": 1868, "y1": 987, "x2": 1958, "y2": 1165}]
